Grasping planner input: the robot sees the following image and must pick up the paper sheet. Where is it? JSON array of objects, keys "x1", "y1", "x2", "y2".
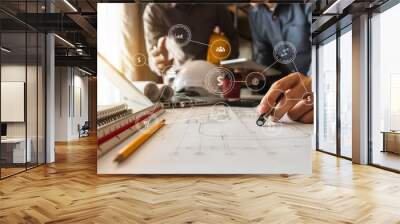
[{"x1": 97, "y1": 106, "x2": 313, "y2": 174}]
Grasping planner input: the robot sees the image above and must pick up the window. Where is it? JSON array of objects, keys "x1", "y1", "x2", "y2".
[
  {"x1": 0, "y1": 2, "x2": 47, "y2": 179},
  {"x1": 370, "y1": 3, "x2": 400, "y2": 171},
  {"x1": 317, "y1": 36, "x2": 337, "y2": 154},
  {"x1": 339, "y1": 29, "x2": 352, "y2": 158}
]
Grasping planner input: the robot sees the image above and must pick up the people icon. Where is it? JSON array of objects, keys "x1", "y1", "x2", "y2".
[{"x1": 216, "y1": 46, "x2": 226, "y2": 53}]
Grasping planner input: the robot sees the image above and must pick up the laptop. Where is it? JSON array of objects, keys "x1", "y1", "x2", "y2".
[
  {"x1": 162, "y1": 90, "x2": 260, "y2": 109},
  {"x1": 162, "y1": 91, "x2": 224, "y2": 108}
]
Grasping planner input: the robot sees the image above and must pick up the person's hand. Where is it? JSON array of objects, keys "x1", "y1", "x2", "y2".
[
  {"x1": 150, "y1": 36, "x2": 173, "y2": 75},
  {"x1": 257, "y1": 72, "x2": 313, "y2": 124}
]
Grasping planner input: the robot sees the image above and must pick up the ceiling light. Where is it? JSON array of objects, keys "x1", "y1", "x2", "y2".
[
  {"x1": 63, "y1": 0, "x2": 78, "y2": 12},
  {"x1": 1, "y1": 47, "x2": 11, "y2": 53},
  {"x1": 78, "y1": 67, "x2": 93, "y2": 76},
  {"x1": 323, "y1": 0, "x2": 355, "y2": 15},
  {"x1": 54, "y1": 34, "x2": 75, "y2": 48}
]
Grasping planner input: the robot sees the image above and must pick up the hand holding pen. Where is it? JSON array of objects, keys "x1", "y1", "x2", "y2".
[
  {"x1": 256, "y1": 72, "x2": 313, "y2": 125},
  {"x1": 256, "y1": 94, "x2": 283, "y2": 126}
]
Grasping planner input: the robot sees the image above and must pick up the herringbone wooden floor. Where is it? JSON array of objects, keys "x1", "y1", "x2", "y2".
[{"x1": 1, "y1": 136, "x2": 400, "y2": 224}]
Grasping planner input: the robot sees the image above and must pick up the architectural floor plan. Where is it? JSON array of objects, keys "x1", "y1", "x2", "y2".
[{"x1": 98, "y1": 106, "x2": 313, "y2": 174}]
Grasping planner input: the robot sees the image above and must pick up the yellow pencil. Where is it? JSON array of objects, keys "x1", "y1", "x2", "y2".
[{"x1": 114, "y1": 119, "x2": 166, "y2": 162}]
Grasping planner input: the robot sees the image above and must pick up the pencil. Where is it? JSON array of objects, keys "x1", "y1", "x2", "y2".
[{"x1": 114, "y1": 119, "x2": 166, "y2": 162}]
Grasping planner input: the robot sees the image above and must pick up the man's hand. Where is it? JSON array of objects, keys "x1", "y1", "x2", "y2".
[
  {"x1": 150, "y1": 36, "x2": 173, "y2": 75},
  {"x1": 257, "y1": 73, "x2": 313, "y2": 124}
]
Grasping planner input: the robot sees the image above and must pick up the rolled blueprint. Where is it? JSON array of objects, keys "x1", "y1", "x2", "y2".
[
  {"x1": 158, "y1": 84, "x2": 174, "y2": 101},
  {"x1": 132, "y1": 81, "x2": 160, "y2": 103}
]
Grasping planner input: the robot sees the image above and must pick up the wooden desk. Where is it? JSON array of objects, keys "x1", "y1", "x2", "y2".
[{"x1": 1, "y1": 138, "x2": 32, "y2": 165}]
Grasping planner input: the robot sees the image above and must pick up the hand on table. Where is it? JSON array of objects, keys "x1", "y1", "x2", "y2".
[{"x1": 257, "y1": 72, "x2": 313, "y2": 124}]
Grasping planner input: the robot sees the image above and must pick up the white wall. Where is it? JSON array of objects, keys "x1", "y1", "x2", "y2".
[
  {"x1": 1, "y1": 65, "x2": 26, "y2": 136},
  {"x1": 72, "y1": 73, "x2": 89, "y2": 138},
  {"x1": 55, "y1": 67, "x2": 89, "y2": 141},
  {"x1": 55, "y1": 67, "x2": 69, "y2": 141},
  {"x1": 1, "y1": 63, "x2": 46, "y2": 164},
  {"x1": 1, "y1": 65, "x2": 37, "y2": 137}
]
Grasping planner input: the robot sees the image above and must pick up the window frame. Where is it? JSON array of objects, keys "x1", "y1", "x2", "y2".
[
  {"x1": 367, "y1": 0, "x2": 400, "y2": 173},
  {"x1": 0, "y1": 0, "x2": 48, "y2": 180},
  {"x1": 315, "y1": 21, "x2": 353, "y2": 160}
]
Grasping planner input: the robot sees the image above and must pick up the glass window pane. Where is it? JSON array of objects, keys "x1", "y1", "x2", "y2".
[
  {"x1": 1, "y1": 1, "x2": 46, "y2": 179},
  {"x1": 340, "y1": 29, "x2": 352, "y2": 158},
  {"x1": 317, "y1": 37, "x2": 337, "y2": 154},
  {"x1": 27, "y1": 31, "x2": 38, "y2": 169},
  {"x1": 1, "y1": 31, "x2": 28, "y2": 177},
  {"x1": 371, "y1": 4, "x2": 400, "y2": 171}
]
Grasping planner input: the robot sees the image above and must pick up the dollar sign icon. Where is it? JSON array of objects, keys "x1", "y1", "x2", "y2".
[
  {"x1": 134, "y1": 54, "x2": 146, "y2": 66},
  {"x1": 217, "y1": 75, "x2": 224, "y2": 86}
]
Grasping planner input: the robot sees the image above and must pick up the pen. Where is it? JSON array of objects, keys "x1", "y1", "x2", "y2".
[{"x1": 256, "y1": 94, "x2": 284, "y2": 126}]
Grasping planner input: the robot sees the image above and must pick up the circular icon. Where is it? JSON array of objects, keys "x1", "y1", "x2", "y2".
[
  {"x1": 210, "y1": 102, "x2": 231, "y2": 123},
  {"x1": 245, "y1": 72, "x2": 266, "y2": 92},
  {"x1": 165, "y1": 95, "x2": 195, "y2": 124},
  {"x1": 210, "y1": 39, "x2": 231, "y2": 60},
  {"x1": 133, "y1": 53, "x2": 146, "y2": 67},
  {"x1": 273, "y1": 41, "x2": 297, "y2": 64},
  {"x1": 259, "y1": 119, "x2": 285, "y2": 136},
  {"x1": 204, "y1": 67, "x2": 235, "y2": 96},
  {"x1": 211, "y1": 101, "x2": 230, "y2": 110},
  {"x1": 265, "y1": 88, "x2": 287, "y2": 110},
  {"x1": 137, "y1": 115, "x2": 155, "y2": 135},
  {"x1": 168, "y1": 24, "x2": 192, "y2": 47},
  {"x1": 302, "y1": 92, "x2": 314, "y2": 106}
]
